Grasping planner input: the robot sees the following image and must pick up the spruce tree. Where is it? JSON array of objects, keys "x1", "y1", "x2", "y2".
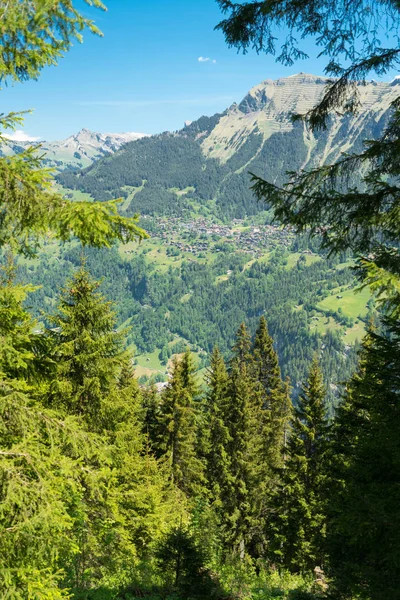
[
  {"x1": 231, "y1": 322, "x2": 253, "y2": 367},
  {"x1": 252, "y1": 317, "x2": 292, "y2": 557},
  {"x1": 142, "y1": 384, "x2": 162, "y2": 450},
  {"x1": 253, "y1": 316, "x2": 282, "y2": 403},
  {"x1": 253, "y1": 316, "x2": 291, "y2": 472},
  {"x1": 325, "y1": 321, "x2": 400, "y2": 600},
  {"x1": 267, "y1": 357, "x2": 328, "y2": 573},
  {"x1": 223, "y1": 323, "x2": 261, "y2": 556},
  {"x1": 204, "y1": 347, "x2": 232, "y2": 508},
  {"x1": 158, "y1": 350, "x2": 204, "y2": 496},
  {"x1": 47, "y1": 265, "x2": 125, "y2": 429}
]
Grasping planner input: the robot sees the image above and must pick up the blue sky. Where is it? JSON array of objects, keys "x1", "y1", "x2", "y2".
[{"x1": 2, "y1": 0, "x2": 395, "y2": 141}]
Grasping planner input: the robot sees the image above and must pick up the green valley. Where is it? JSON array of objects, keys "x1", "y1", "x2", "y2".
[
  {"x1": 15, "y1": 210, "x2": 369, "y2": 408},
  {"x1": 2, "y1": 1, "x2": 400, "y2": 599}
]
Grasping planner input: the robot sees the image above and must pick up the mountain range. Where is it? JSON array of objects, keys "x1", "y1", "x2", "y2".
[
  {"x1": 0, "y1": 128, "x2": 148, "y2": 170},
  {"x1": 57, "y1": 73, "x2": 398, "y2": 219},
  {"x1": 19, "y1": 73, "x2": 389, "y2": 399}
]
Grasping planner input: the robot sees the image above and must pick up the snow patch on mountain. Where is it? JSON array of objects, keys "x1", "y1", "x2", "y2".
[{"x1": 0, "y1": 129, "x2": 149, "y2": 170}]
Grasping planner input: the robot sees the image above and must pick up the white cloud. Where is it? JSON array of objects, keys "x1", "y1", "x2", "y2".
[
  {"x1": 198, "y1": 56, "x2": 217, "y2": 64},
  {"x1": 3, "y1": 130, "x2": 41, "y2": 142}
]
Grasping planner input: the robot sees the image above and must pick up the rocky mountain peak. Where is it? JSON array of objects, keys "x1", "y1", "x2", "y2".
[
  {"x1": 238, "y1": 73, "x2": 328, "y2": 115},
  {"x1": 202, "y1": 73, "x2": 398, "y2": 162},
  {"x1": 0, "y1": 128, "x2": 149, "y2": 171}
]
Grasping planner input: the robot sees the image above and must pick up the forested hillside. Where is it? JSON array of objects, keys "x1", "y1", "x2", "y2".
[
  {"x1": 0, "y1": 262, "x2": 345, "y2": 598},
  {"x1": 57, "y1": 74, "x2": 397, "y2": 220},
  {"x1": 2, "y1": 1, "x2": 400, "y2": 599},
  {"x1": 18, "y1": 230, "x2": 366, "y2": 410},
  {"x1": 43, "y1": 74, "x2": 392, "y2": 403},
  {"x1": 3, "y1": 260, "x2": 398, "y2": 599}
]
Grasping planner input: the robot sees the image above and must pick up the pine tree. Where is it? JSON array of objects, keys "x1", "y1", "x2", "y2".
[
  {"x1": 253, "y1": 316, "x2": 291, "y2": 472},
  {"x1": 253, "y1": 316, "x2": 282, "y2": 403},
  {"x1": 142, "y1": 384, "x2": 162, "y2": 450},
  {"x1": 252, "y1": 317, "x2": 292, "y2": 557},
  {"x1": 47, "y1": 265, "x2": 126, "y2": 429},
  {"x1": 231, "y1": 322, "x2": 253, "y2": 367},
  {"x1": 158, "y1": 350, "x2": 204, "y2": 496},
  {"x1": 267, "y1": 358, "x2": 328, "y2": 573},
  {"x1": 216, "y1": 1, "x2": 400, "y2": 316},
  {"x1": 112, "y1": 356, "x2": 143, "y2": 434},
  {"x1": 325, "y1": 321, "x2": 400, "y2": 600},
  {"x1": 223, "y1": 323, "x2": 261, "y2": 556},
  {"x1": 204, "y1": 347, "x2": 232, "y2": 507}
]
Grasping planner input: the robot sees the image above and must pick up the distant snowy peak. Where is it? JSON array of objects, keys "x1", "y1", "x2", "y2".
[
  {"x1": 1, "y1": 128, "x2": 148, "y2": 170},
  {"x1": 50, "y1": 129, "x2": 149, "y2": 166},
  {"x1": 66, "y1": 128, "x2": 148, "y2": 148}
]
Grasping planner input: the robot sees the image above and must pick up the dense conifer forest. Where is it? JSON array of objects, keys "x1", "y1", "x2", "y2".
[
  {"x1": 2, "y1": 262, "x2": 399, "y2": 599},
  {"x1": 1, "y1": 1, "x2": 400, "y2": 599},
  {"x1": 16, "y1": 239, "x2": 363, "y2": 404}
]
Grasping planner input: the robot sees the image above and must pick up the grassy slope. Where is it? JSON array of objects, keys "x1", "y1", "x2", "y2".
[
  {"x1": 119, "y1": 228, "x2": 372, "y2": 380},
  {"x1": 317, "y1": 285, "x2": 371, "y2": 318},
  {"x1": 18, "y1": 207, "x2": 371, "y2": 381}
]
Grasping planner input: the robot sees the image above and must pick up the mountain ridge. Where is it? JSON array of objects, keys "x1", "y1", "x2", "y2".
[
  {"x1": 1, "y1": 128, "x2": 149, "y2": 170},
  {"x1": 57, "y1": 73, "x2": 396, "y2": 219},
  {"x1": 202, "y1": 72, "x2": 397, "y2": 162}
]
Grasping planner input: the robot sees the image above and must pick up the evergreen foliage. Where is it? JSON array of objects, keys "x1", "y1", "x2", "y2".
[
  {"x1": 0, "y1": 263, "x2": 186, "y2": 598},
  {"x1": 157, "y1": 351, "x2": 205, "y2": 496},
  {"x1": 0, "y1": 1, "x2": 146, "y2": 257},
  {"x1": 0, "y1": 258, "x2": 49, "y2": 387},
  {"x1": 223, "y1": 324, "x2": 260, "y2": 555},
  {"x1": 216, "y1": 0, "x2": 400, "y2": 316},
  {"x1": 2, "y1": 1, "x2": 398, "y2": 597},
  {"x1": 46, "y1": 265, "x2": 125, "y2": 429},
  {"x1": 0, "y1": 258, "x2": 363, "y2": 598},
  {"x1": 326, "y1": 321, "x2": 400, "y2": 600},
  {"x1": 268, "y1": 358, "x2": 328, "y2": 573},
  {"x1": 253, "y1": 316, "x2": 292, "y2": 473},
  {"x1": 204, "y1": 347, "x2": 232, "y2": 508},
  {"x1": 20, "y1": 242, "x2": 361, "y2": 411},
  {"x1": 155, "y1": 525, "x2": 220, "y2": 599},
  {"x1": 214, "y1": 5, "x2": 400, "y2": 595},
  {"x1": 0, "y1": 271, "x2": 75, "y2": 598}
]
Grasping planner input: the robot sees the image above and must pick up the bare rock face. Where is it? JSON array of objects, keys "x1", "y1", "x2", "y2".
[
  {"x1": 52, "y1": 73, "x2": 399, "y2": 219},
  {"x1": 1, "y1": 128, "x2": 149, "y2": 170},
  {"x1": 201, "y1": 73, "x2": 398, "y2": 163}
]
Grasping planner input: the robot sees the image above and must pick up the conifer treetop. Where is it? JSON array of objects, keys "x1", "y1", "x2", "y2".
[
  {"x1": 0, "y1": 0, "x2": 148, "y2": 255},
  {"x1": 216, "y1": 0, "x2": 400, "y2": 318}
]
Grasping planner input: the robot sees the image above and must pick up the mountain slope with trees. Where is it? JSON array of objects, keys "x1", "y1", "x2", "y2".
[
  {"x1": 57, "y1": 74, "x2": 397, "y2": 220},
  {"x1": 1, "y1": 1, "x2": 400, "y2": 598}
]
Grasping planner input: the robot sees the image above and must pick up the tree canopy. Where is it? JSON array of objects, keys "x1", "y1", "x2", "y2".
[
  {"x1": 0, "y1": 0, "x2": 147, "y2": 255},
  {"x1": 216, "y1": 0, "x2": 400, "y2": 316}
]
